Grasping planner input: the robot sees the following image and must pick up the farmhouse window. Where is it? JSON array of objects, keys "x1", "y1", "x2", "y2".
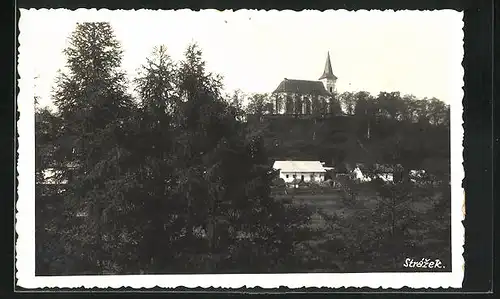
[{"x1": 286, "y1": 174, "x2": 289, "y2": 178}]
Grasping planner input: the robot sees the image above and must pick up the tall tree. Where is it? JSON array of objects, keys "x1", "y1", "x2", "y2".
[
  {"x1": 132, "y1": 45, "x2": 181, "y2": 272},
  {"x1": 168, "y1": 43, "x2": 312, "y2": 272},
  {"x1": 167, "y1": 43, "x2": 241, "y2": 271},
  {"x1": 52, "y1": 22, "x2": 137, "y2": 273}
]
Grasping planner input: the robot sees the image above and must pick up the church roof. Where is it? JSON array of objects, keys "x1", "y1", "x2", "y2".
[
  {"x1": 273, "y1": 79, "x2": 331, "y2": 96},
  {"x1": 319, "y1": 52, "x2": 337, "y2": 81}
]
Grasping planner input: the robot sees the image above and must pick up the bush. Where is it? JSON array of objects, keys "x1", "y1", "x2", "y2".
[{"x1": 272, "y1": 177, "x2": 286, "y2": 187}]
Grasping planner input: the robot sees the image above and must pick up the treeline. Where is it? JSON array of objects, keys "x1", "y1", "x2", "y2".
[
  {"x1": 238, "y1": 89, "x2": 449, "y2": 126},
  {"x1": 35, "y1": 23, "x2": 312, "y2": 275},
  {"x1": 240, "y1": 90, "x2": 450, "y2": 181}
]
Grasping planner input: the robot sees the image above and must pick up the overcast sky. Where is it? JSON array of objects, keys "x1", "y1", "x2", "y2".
[{"x1": 19, "y1": 9, "x2": 463, "y2": 108}]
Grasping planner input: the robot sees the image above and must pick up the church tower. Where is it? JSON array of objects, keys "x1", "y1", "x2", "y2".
[{"x1": 319, "y1": 51, "x2": 337, "y2": 94}]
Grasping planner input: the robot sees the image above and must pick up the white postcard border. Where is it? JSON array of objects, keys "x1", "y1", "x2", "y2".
[{"x1": 16, "y1": 8, "x2": 465, "y2": 289}]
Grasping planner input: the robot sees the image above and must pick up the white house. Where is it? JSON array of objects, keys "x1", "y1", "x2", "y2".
[
  {"x1": 352, "y1": 164, "x2": 395, "y2": 183},
  {"x1": 409, "y1": 169, "x2": 427, "y2": 183},
  {"x1": 353, "y1": 166, "x2": 372, "y2": 182},
  {"x1": 273, "y1": 161, "x2": 327, "y2": 183},
  {"x1": 40, "y1": 168, "x2": 89, "y2": 217},
  {"x1": 41, "y1": 168, "x2": 68, "y2": 185}
]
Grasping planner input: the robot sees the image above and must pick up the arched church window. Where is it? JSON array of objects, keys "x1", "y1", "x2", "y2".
[
  {"x1": 274, "y1": 96, "x2": 280, "y2": 114},
  {"x1": 295, "y1": 96, "x2": 303, "y2": 115},
  {"x1": 320, "y1": 98, "x2": 328, "y2": 114},
  {"x1": 311, "y1": 95, "x2": 320, "y2": 115},
  {"x1": 303, "y1": 97, "x2": 312, "y2": 114},
  {"x1": 285, "y1": 96, "x2": 294, "y2": 114}
]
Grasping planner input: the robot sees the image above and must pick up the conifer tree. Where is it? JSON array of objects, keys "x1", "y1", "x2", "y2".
[
  {"x1": 34, "y1": 97, "x2": 67, "y2": 274},
  {"x1": 132, "y1": 45, "x2": 183, "y2": 271},
  {"x1": 52, "y1": 22, "x2": 137, "y2": 273},
  {"x1": 170, "y1": 43, "x2": 312, "y2": 272}
]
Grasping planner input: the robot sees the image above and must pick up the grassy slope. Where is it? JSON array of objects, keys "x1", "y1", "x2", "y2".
[{"x1": 274, "y1": 186, "x2": 452, "y2": 273}]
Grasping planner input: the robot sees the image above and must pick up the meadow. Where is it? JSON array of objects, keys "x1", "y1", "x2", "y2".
[{"x1": 273, "y1": 184, "x2": 451, "y2": 272}]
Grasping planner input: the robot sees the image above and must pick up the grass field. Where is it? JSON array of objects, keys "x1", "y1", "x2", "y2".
[{"x1": 273, "y1": 187, "x2": 451, "y2": 272}]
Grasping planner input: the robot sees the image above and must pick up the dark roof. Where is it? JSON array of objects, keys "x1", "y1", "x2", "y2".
[
  {"x1": 318, "y1": 52, "x2": 338, "y2": 81},
  {"x1": 374, "y1": 164, "x2": 396, "y2": 173},
  {"x1": 355, "y1": 163, "x2": 369, "y2": 171},
  {"x1": 273, "y1": 79, "x2": 331, "y2": 96},
  {"x1": 356, "y1": 163, "x2": 395, "y2": 173}
]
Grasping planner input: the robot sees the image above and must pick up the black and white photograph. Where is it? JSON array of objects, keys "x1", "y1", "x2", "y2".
[{"x1": 16, "y1": 9, "x2": 464, "y2": 289}]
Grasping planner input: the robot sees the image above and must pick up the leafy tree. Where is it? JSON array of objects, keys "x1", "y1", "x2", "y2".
[
  {"x1": 328, "y1": 95, "x2": 343, "y2": 116},
  {"x1": 227, "y1": 89, "x2": 246, "y2": 121},
  {"x1": 35, "y1": 107, "x2": 60, "y2": 186},
  {"x1": 353, "y1": 92, "x2": 374, "y2": 116},
  {"x1": 352, "y1": 92, "x2": 376, "y2": 139},
  {"x1": 376, "y1": 91, "x2": 404, "y2": 120},
  {"x1": 400, "y1": 94, "x2": 419, "y2": 122},
  {"x1": 338, "y1": 91, "x2": 358, "y2": 115},
  {"x1": 34, "y1": 101, "x2": 68, "y2": 275},
  {"x1": 426, "y1": 97, "x2": 450, "y2": 127},
  {"x1": 246, "y1": 93, "x2": 273, "y2": 118}
]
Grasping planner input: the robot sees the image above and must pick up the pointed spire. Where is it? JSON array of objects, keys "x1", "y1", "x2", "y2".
[{"x1": 319, "y1": 51, "x2": 337, "y2": 80}]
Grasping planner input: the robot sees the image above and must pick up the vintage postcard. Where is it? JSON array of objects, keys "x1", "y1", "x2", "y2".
[{"x1": 16, "y1": 8, "x2": 464, "y2": 289}]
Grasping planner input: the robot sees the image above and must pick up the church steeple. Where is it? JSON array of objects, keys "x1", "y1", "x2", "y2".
[
  {"x1": 319, "y1": 51, "x2": 337, "y2": 94},
  {"x1": 319, "y1": 52, "x2": 337, "y2": 81}
]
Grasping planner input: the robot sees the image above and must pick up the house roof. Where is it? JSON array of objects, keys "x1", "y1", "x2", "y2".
[
  {"x1": 273, "y1": 79, "x2": 331, "y2": 96},
  {"x1": 355, "y1": 163, "x2": 369, "y2": 172},
  {"x1": 273, "y1": 161, "x2": 326, "y2": 173},
  {"x1": 318, "y1": 52, "x2": 338, "y2": 81},
  {"x1": 373, "y1": 164, "x2": 395, "y2": 173},
  {"x1": 41, "y1": 168, "x2": 68, "y2": 185},
  {"x1": 354, "y1": 163, "x2": 396, "y2": 173}
]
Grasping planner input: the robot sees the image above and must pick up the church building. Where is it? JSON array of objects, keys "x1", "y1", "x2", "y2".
[{"x1": 272, "y1": 52, "x2": 338, "y2": 115}]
